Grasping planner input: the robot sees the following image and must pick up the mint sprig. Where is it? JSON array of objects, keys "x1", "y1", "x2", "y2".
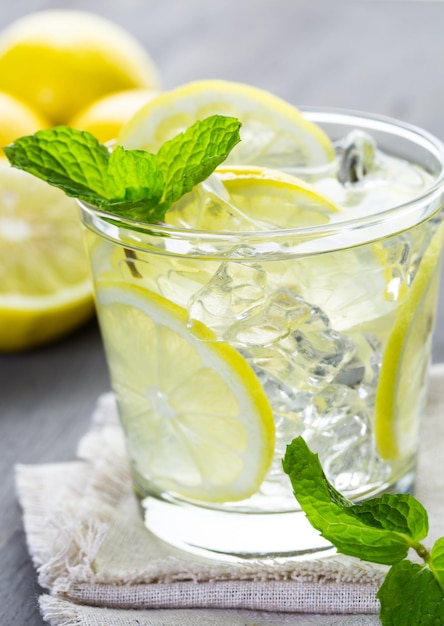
[
  {"x1": 3, "y1": 115, "x2": 241, "y2": 222},
  {"x1": 283, "y1": 437, "x2": 444, "y2": 624}
]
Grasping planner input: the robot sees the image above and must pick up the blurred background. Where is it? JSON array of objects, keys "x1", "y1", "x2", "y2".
[
  {"x1": 1, "y1": 0, "x2": 443, "y2": 127},
  {"x1": 2, "y1": 1, "x2": 444, "y2": 623}
]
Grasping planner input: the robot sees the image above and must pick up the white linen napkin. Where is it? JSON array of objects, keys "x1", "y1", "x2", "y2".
[{"x1": 15, "y1": 364, "x2": 444, "y2": 626}]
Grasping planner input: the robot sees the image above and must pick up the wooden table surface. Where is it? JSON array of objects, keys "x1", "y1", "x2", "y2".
[{"x1": 2, "y1": 1, "x2": 444, "y2": 623}]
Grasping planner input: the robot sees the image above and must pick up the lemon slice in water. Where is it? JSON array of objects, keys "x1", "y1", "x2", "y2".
[
  {"x1": 166, "y1": 165, "x2": 339, "y2": 232},
  {"x1": 96, "y1": 281, "x2": 275, "y2": 503},
  {"x1": 118, "y1": 79, "x2": 335, "y2": 168},
  {"x1": 375, "y1": 221, "x2": 444, "y2": 460}
]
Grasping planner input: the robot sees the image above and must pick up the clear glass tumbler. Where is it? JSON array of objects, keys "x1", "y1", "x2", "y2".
[{"x1": 79, "y1": 110, "x2": 444, "y2": 560}]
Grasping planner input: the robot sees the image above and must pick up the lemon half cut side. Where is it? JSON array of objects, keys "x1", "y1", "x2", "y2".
[
  {"x1": 96, "y1": 281, "x2": 276, "y2": 503},
  {"x1": 375, "y1": 220, "x2": 444, "y2": 460},
  {"x1": 118, "y1": 79, "x2": 335, "y2": 169},
  {"x1": 0, "y1": 160, "x2": 94, "y2": 351}
]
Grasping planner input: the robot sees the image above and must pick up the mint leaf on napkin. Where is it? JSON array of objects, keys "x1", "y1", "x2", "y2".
[
  {"x1": 3, "y1": 115, "x2": 241, "y2": 223},
  {"x1": 430, "y1": 537, "x2": 444, "y2": 590},
  {"x1": 378, "y1": 560, "x2": 444, "y2": 624},
  {"x1": 282, "y1": 436, "x2": 428, "y2": 565},
  {"x1": 282, "y1": 436, "x2": 444, "y2": 625}
]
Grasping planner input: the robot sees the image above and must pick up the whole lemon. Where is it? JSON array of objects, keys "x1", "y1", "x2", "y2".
[
  {"x1": 0, "y1": 10, "x2": 160, "y2": 125},
  {"x1": 70, "y1": 88, "x2": 159, "y2": 144}
]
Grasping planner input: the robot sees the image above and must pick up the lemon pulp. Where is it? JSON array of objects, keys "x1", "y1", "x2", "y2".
[
  {"x1": 0, "y1": 160, "x2": 93, "y2": 351},
  {"x1": 96, "y1": 281, "x2": 275, "y2": 503}
]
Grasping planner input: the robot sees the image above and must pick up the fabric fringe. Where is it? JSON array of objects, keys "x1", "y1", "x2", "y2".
[{"x1": 39, "y1": 595, "x2": 80, "y2": 626}]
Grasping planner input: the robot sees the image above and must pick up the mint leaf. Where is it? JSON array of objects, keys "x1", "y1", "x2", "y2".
[
  {"x1": 4, "y1": 126, "x2": 111, "y2": 204},
  {"x1": 282, "y1": 436, "x2": 428, "y2": 565},
  {"x1": 377, "y1": 560, "x2": 444, "y2": 624},
  {"x1": 3, "y1": 115, "x2": 241, "y2": 222},
  {"x1": 283, "y1": 437, "x2": 444, "y2": 624},
  {"x1": 157, "y1": 115, "x2": 241, "y2": 210},
  {"x1": 430, "y1": 537, "x2": 444, "y2": 592},
  {"x1": 349, "y1": 495, "x2": 428, "y2": 539},
  {"x1": 105, "y1": 147, "x2": 164, "y2": 220}
]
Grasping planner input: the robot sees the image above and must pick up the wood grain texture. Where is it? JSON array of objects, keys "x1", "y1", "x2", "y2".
[{"x1": 1, "y1": 1, "x2": 444, "y2": 624}]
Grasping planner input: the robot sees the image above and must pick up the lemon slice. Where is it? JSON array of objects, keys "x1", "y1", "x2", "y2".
[
  {"x1": 118, "y1": 79, "x2": 335, "y2": 168},
  {"x1": 0, "y1": 160, "x2": 94, "y2": 351},
  {"x1": 96, "y1": 281, "x2": 275, "y2": 503},
  {"x1": 166, "y1": 165, "x2": 339, "y2": 232},
  {"x1": 375, "y1": 221, "x2": 444, "y2": 460}
]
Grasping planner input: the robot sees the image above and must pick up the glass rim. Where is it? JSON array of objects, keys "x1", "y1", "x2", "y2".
[{"x1": 79, "y1": 107, "x2": 444, "y2": 247}]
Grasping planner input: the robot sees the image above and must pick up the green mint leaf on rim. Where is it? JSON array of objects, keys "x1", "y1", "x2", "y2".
[
  {"x1": 283, "y1": 436, "x2": 444, "y2": 625},
  {"x1": 157, "y1": 115, "x2": 242, "y2": 211},
  {"x1": 105, "y1": 147, "x2": 164, "y2": 220},
  {"x1": 3, "y1": 126, "x2": 112, "y2": 203},
  {"x1": 3, "y1": 114, "x2": 241, "y2": 222}
]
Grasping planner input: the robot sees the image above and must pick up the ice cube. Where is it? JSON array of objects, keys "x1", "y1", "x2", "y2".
[
  {"x1": 334, "y1": 356, "x2": 366, "y2": 387},
  {"x1": 225, "y1": 287, "x2": 312, "y2": 347},
  {"x1": 337, "y1": 130, "x2": 377, "y2": 184},
  {"x1": 166, "y1": 174, "x2": 266, "y2": 232},
  {"x1": 281, "y1": 323, "x2": 356, "y2": 390},
  {"x1": 188, "y1": 261, "x2": 267, "y2": 339},
  {"x1": 299, "y1": 381, "x2": 390, "y2": 494},
  {"x1": 234, "y1": 290, "x2": 357, "y2": 391}
]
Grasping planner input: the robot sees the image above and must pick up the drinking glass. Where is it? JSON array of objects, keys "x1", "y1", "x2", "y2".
[{"x1": 79, "y1": 109, "x2": 444, "y2": 560}]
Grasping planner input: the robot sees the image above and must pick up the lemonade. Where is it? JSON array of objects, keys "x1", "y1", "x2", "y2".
[{"x1": 6, "y1": 81, "x2": 444, "y2": 558}]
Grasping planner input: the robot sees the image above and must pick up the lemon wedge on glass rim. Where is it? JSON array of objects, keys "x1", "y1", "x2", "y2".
[
  {"x1": 0, "y1": 160, "x2": 94, "y2": 351},
  {"x1": 96, "y1": 281, "x2": 276, "y2": 503},
  {"x1": 118, "y1": 79, "x2": 335, "y2": 168},
  {"x1": 375, "y1": 220, "x2": 444, "y2": 460}
]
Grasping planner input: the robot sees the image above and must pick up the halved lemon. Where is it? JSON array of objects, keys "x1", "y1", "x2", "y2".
[
  {"x1": 96, "y1": 281, "x2": 275, "y2": 503},
  {"x1": 0, "y1": 159, "x2": 94, "y2": 351},
  {"x1": 166, "y1": 165, "x2": 339, "y2": 232},
  {"x1": 375, "y1": 220, "x2": 444, "y2": 460},
  {"x1": 118, "y1": 79, "x2": 335, "y2": 168}
]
